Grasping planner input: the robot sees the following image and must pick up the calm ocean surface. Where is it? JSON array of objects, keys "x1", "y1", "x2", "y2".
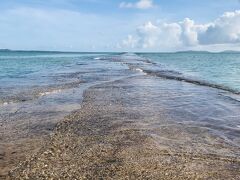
[
  {"x1": 0, "y1": 51, "x2": 239, "y2": 160},
  {"x1": 0, "y1": 51, "x2": 133, "y2": 142},
  {"x1": 0, "y1": 51, "x2": 121, "y2": 104},
  {"x1": 0, "y1": 51, "x2": 240, "y2": 104},
  {"x1": 139, "y1": 52, "x2": 240, "y2": 93}
]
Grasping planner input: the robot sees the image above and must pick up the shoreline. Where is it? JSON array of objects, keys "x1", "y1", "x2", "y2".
[
  {"x1": 1, "y1": 53, "x2": 240, "y2": 179},
  {"x1": 0, "y1": 58, "x2": 136, "y2": 178},
  {"x1": 9, "y1": 75, "x2": 240, "y2": 179}
]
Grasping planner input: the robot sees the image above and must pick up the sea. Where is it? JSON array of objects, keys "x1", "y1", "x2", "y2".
[
  {"x1": 0, "y1": 50, "x2": 239, "y2": 152},
  {"x1": 138, "y1": 52, "x2": 240, "y2": 94}
]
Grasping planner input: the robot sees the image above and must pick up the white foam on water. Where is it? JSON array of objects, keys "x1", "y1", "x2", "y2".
[
  {"x1": 135, "y1": 68, "x2": 147, "y2": 75},
  {"x1": 136, "y1": 68, "x2": 143, "y2": 72},
  {"x1": 39, "y1": 89, "x2": 62, "y2": 96},
  {"x1": 3, "y1": 102, "x2": 9, "y2": 106},
  {"x1": 1, "y1": 101, "x2": 14, "y2": 106}
]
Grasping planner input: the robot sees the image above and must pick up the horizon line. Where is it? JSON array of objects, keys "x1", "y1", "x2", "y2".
[{"x1": 1, "y1": 49, "x2": 240, "y2": 54}]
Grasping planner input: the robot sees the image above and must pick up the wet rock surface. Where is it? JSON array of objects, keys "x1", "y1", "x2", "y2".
[{"x1": 9, "y1": 76, "x2": 240, "y2": 179}]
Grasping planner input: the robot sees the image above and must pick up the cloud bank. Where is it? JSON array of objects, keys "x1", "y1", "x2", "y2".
[
  {"x1": 121, "y1": 10, "x2": 240, "y2": 51},
  {"x1": 120, "y1": 0, "x2": 154, "y2": 9}
]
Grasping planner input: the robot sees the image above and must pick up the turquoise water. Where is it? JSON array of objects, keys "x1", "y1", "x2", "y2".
[
  {"x1": 0, "y1": 51, "x2": 107, "y2": 87},
  {"x1": 0, "y1": 51, "x2": 133, "y2": 141},
  {"x1": 0, "y1": 51, "x2": 120, "y2": 103},
  {"x1": 139, "y1": 52, "x2": 240, "y2": 93},
  {"x1": 1, "y1": 51, "x2": 239, "y2": 104},
  {"x1": 0, "y1": 51, "x2": 239, "y2": 157}
]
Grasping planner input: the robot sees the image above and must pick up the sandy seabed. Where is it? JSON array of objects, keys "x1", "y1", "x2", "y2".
[{"x1": 8, "y1": 75, "x2": 240, "y2": 179}]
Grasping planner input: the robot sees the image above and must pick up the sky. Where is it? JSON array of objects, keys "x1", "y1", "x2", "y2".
[{"x1": 0, "y1": 0, "x2": 240, "y2": 52}]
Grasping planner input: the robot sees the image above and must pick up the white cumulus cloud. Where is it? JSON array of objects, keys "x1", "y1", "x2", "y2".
[
  {"x1": 137, "y1": 21, "x2": 182, "y2": 49},
  {"x1": 120, "y1": 0, "x2": 154, "y2": 9},
  {"x1": 198, "y1": 10, "x2": 240, "y2": 44},
  {"x1": 122, "y1": 35, "x2": 138, "y2": 48},
  {"x1": 121, "y1": 10, "x2": 240, "y2": 51}
]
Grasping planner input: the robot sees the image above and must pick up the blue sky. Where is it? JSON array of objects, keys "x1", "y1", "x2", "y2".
[{"x1": 0, "y1": 0, "x2": 240, "y2": 52}]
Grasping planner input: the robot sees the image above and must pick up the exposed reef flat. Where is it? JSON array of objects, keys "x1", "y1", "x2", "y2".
[{"x1": 10, "y1": 75, "x2": 240, "y2": 179}]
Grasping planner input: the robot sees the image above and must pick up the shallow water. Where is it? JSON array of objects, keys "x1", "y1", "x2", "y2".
[
  {"x1": 0, "y1": 52, "x2": 137, "y2": 139},
  {"x1": 0, "y1": 51, "x2": 240, "y2": 177},
  {"x1": 9, "y1": 74, "x2": 240, "y2": 179},
  {"x1": 121, "y1": 76, "x2": 240, "y2": 154},
  {"x1": 0, "y1": 51, "x2": 137, "y2": 176},
  {"x1": 0, "y1": 52, "x2": 118, "y2": 104},
  {"x1": 100, "y1": 53, "x2": 240, "y2": 156},
  {"x1": 138, "y1": 52, "x2": 240, "y2": 93}
]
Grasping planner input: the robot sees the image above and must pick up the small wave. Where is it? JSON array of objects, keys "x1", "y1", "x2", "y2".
[
  {"x1": 135, "y1": 68, "x2": 143, "y2": 72},
  {"x1": 0, "y1": 96, "x2": 31, "y2": 106},
  {"x1": 220, "y1": 93, "x2": 240, "y2": 103},
  {"x1": 76, "y1": 63, "x2": 87, "y2": 66},
  {"x1": 39, "y1": 89, "x2": 62, "y2": 96},
  {"x1": 1, "y1": 101, "x2": 12, "y2": 106},
  {"x1": 3, "y1": 102, "x2": 9, "y2": 105},
  {"x1": 117, "y1": 54, "x2": 240, "y2": 95},
  {"x1": 2, "y1": 99, "x2": 20, "y2": 106},
  {"x1": 93, "y1": 56, "x2": 116, "y2": 61},
  {"x1": 37, "y1": 80, "x2": 83, "y2": 97},
  {"x1": 134, "y1": 68, "x2": 147, "y2": 75},
  {"x1": 142, "y1": 69, "x2": 240, "y2": 95},
  {"x1": 1, "y1": 101, "x2": 19, "y2": 106},
  {"x1": 0, "y1": 80, "x2": 84, "y2": 105}
]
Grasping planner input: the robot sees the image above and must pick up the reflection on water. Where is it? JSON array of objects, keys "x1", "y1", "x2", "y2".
[
  {"x1": 0, "y1": 53, "x2": 135, "y2": 141},
  {"x1": 0, "y1": 52, "x2": 240, "y2": 177},
  {"x1": 121, "y1": 76, "x2": 240, "y2": 156},
  {"x1": 139, "y1": 52, "x2": 240, "y2": 92},
  {"x1": 100, "y1": 53, "x2": 240, "y2": 157},
  {"x1": 0, "y1": 52, "x2": 134, "y2": 176}
]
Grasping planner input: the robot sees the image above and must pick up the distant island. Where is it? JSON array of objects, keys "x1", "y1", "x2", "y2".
[
  {"x1": 1, "y1": 49, "x2": 240, "y2": 54},
  {"x1": 0, "y1": 49, "x2": 11, "y2": 52}
]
